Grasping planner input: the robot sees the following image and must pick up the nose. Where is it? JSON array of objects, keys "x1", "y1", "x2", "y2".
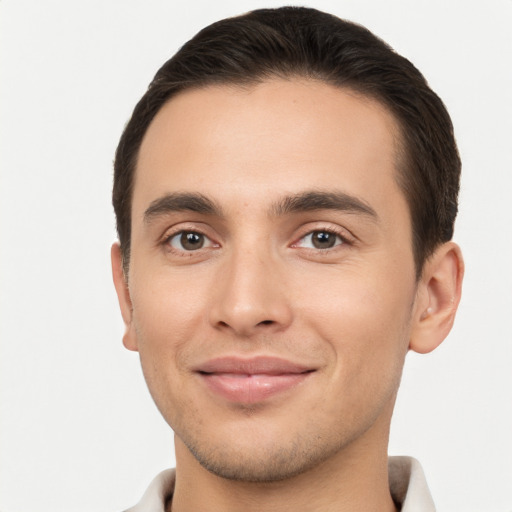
[{"x1": 209, "y1": 247, "x2": 293, "y2": 337}]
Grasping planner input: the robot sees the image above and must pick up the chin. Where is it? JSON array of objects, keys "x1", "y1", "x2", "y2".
[
  {"x1": 190, "y1": 444, "x2": 323, "y2": 482},
  {"x1": 180, "y1": 423, "x2": 354, "y2": 483}
]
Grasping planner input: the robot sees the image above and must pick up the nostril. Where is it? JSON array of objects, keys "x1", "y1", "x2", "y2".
[{"x1": 259, "y1": 320, "x2": 274, "y2": 326}]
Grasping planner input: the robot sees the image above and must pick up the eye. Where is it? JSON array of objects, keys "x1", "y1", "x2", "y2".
[
  {"x1": 297, "y1": 230, "x2": 344, "y2": 250},
  {"x1": 167, "y1": 231, "x2": 215, "y2": 251}
]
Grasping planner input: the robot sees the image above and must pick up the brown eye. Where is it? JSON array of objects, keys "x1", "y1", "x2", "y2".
[
  {"x1": 297, "y1": 230, "x2": 343, "y2": 250},
  {"x1": 311, "y1": 231, "x2": 337, "y2": 249},
  {"x1": 169, "y1": 231, "x2": 207, "y2": 251}
]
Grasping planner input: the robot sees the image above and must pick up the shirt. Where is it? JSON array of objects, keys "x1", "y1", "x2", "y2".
[{"x1": 124, "y1": 456, "x2": 435, "y2": 511}]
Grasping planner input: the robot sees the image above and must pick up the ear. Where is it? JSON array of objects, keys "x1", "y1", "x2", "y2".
[
  {"x1": 409, "y1": 242, "x2": 464, "y2": 354},
  {"x1": 111, "y1": 242, "x2": 139, "y2": 351}
]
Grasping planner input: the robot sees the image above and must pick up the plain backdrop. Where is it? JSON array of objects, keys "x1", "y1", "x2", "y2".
[{"x1": 1, "y1": 1, "x2": 511, "y2": 511}]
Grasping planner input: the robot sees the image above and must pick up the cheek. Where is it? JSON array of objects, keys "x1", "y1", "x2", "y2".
[
  {"x1": 129, "y1": 270, "x2": 213, "y2": 386},
  {"x1": 129, "y1": 274, "x2": 210, "y2": 426},
  {"x1": 297, "y1": 265, "x2": 414, "y2": 376},
  {"x1": 132, "y1": 268, "x2": 210, "y2": 335}
]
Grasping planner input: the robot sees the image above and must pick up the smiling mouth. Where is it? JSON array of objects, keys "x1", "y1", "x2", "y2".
[{"x1": 196, "y1": 356, "x2": 315, "y2": 404}]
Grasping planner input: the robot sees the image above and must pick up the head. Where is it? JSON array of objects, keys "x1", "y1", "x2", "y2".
[
  {"x1": 111, "y1": 7, "x2": 463, "y2": 484},
  {"x1": 113, "y1": 6, "x2": 460, "y2": 279}
]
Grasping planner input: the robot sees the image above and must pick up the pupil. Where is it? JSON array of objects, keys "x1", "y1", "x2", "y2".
[
  {"x1": 313, "y1": 231, "x2": 335, "y2": 249},
  {"x1": 181, "y1": 232, "x2": 204, "y2": 250}
]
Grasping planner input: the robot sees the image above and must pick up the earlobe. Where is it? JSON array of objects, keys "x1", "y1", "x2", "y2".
[
  {"x1": 111, "y1": 242, "x2": 139, "y2": 351},
  {"x1": 409, "y1": 242, "x2": 464, "y2": 354}
]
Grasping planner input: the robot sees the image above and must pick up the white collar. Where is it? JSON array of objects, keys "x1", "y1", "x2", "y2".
[{"x1": 388, "y1": 456, "x2": 436, "y2": 511}]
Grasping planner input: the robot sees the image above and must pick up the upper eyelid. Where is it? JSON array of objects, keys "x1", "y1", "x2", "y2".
[
  {"x1": 292, "y1": 224, "x2": 356, "y2": 244},
  {"x1": 160, "y1": 223, "x2": 217, "y2": 242},
  {"x1": 292, "y1": 232, "x2": 348, "y2": 250},
  {"x1": 158, "y1": 222, "x2": 355, "y2": 246},
  {"x1": 168, "y1": 230, "x2": 217, "y2": 249},
  {"x1": 162, "y1": 230, "x2": 220, "y2": 257},
  {"x1": 164, "y1": 231, "x2": 217, "y2": 249}
]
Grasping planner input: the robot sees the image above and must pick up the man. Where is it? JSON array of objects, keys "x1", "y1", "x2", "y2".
[{"x1": 111, "y1": 7, "x2": 463, "y2": 511}]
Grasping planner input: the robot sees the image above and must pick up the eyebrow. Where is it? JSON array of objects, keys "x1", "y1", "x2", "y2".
[
  {"x1": 271, "y1": 190, "x2": 378, "y2": 220},
  {"x1": 143, "y1": 189, "x2": 378, "y2": 224},
  {"x1": 144, "y1": 192, "x2": 223, "y2": 223}
]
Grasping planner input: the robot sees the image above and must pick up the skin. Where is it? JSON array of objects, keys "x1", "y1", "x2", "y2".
[{"x1": 112, "y1": 79, "x2": 463, "y2": 512}]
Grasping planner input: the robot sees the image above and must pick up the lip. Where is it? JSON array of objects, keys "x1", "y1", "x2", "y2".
[{"x1": 195, "y1": 356, "x2": 315, "y2": 404}]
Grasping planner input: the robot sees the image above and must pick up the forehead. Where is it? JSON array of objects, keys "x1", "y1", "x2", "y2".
[{"x1": 134, "y1": 79, "x2": 405, "y2": 220}]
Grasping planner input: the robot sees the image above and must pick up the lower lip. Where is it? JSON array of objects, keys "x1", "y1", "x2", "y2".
[{"x1": 200, "y1": 372, "x2": 312, "y2": 404}]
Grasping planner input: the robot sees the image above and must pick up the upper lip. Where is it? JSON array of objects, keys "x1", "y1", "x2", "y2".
[{"x1": 195, "y1": 356, "x2": 315, "y2": 375}]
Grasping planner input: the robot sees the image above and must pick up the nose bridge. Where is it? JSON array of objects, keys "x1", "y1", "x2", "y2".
[{"x1": 210, "y1": 238, "x2": 291, "y2": 335}]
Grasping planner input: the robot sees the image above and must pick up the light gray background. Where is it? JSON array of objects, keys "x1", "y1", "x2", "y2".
[{"x1": 1, "y1": 1, "x2": 511, "y2": 511}]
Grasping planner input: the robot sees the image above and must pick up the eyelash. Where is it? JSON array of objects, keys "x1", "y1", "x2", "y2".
[
  {"x1": 161, "y1": 225, "x2": 353, "y2": 256},
  {"x1": 291, "y1": 227, "x2": 353, "y2": 251},
  {"x1": 163, "y1": 229, "x2": 218, "y2": 255}
]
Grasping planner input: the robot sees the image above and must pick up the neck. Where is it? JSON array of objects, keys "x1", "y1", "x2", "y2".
[{"x1": 169, "y1": 410, "x2": 397, "y2": 512}]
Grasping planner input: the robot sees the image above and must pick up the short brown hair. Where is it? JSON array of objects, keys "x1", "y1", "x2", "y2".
[{"x1": 113, "y1": 6, "x2": 460, "y2": 277}]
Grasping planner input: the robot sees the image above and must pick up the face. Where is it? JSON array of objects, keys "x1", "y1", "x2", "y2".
[{"x1": 117, "y1": 79, "x2": 422, "y2": 481}]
